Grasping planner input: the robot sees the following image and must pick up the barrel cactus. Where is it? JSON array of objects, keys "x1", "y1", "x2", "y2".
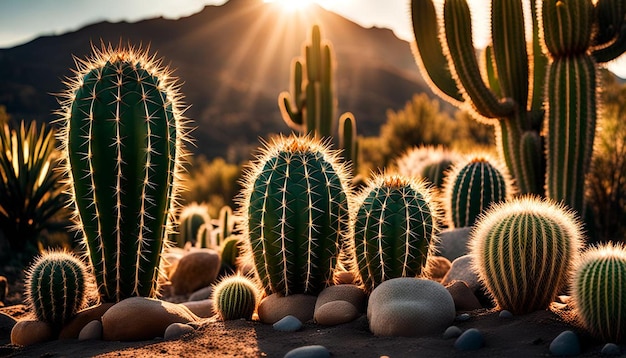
[
  {"x1": 571, "y1": 243, "x2": 626, "y2": 342},
  {"x1": 353, "y1": 173, "x2": 439, "y2": 293},
  {"x1": 58, "y1": 44, "x2": 190, "y2": 302},
  {"x1": 239, "y1": 135, "x2": 351, "y2": 296},
  {"x1": 212, "y1": 275, "x2": 259, "y2": 320},
  {"x1": 469, "y1": 196, "x2": 583, "y2": 314},
  {"x1": 215, "y1": 205, "x2": 235, "y2": 246},
  {"x1": 443, "y1": 154, "x2": 512, "y2": 228},
  {"x1": 220, "y1": 235, "x2": 244, "y2": 273},
  {"x1": 395, "y1": 145, "x2": 459, "y2": 190},
  {"x1": 26, "y1": 251, "x2": 88, "y2": 329},
  {"x1": 178, "y1": 203, "x2": 211, "y2": 248}
]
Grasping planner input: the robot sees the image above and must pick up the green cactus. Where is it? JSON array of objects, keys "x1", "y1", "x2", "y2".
[
  {"x1": 240, "y1": 135, "x2": 351, "y2": 296},
  {"x1": 178, "y1": 203, "x2": 211, "y2": 248},
  {"x1": 58, "y1": 44, "x2": 190, "y2": 303},
  {"x1": 571, "y1": 243, "x2": 626, "y2": 342},
  {"x1": 395, "y1": 145, "x2": 459, "y2": 190},
  {"x1": 469, "y1": 196, "x2": 583, "y2": 314},
  {"x1": 215, "y1": 205, "x2": 235, "y2": 246},
  {"x1": 220, "y1": 235, "x2": 244, "y2": 273},
  {"x1": 212, "y1": 275, "x2": 259, "y2": 321},
  {"x1": 353, "y1": 173, "x2": 439, "y2": 293},
  {"x1": 26, "y1": 251, "x2": 88, "y2": 329},
  {"x1": 443, "y1": 154, "x2": 512, "y2": 228}
]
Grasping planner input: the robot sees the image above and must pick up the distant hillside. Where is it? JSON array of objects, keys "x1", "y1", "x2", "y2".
[{"x1": 0, "y1": 0, "x2": 434, "y2": 161}]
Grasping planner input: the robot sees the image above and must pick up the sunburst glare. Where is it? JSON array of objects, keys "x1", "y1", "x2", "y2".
[{"x1": 263, "y1": 0, "x2": 317, "y2": 12}]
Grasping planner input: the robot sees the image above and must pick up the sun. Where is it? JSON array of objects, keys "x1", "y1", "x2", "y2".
[{"x1": 264, "y1": 0, "x2": 317, "y2": 12}]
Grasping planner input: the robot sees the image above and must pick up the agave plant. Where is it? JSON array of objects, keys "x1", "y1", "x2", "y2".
[{"x1": 0, "y1": 120, "x2": 67, "y2": 257}]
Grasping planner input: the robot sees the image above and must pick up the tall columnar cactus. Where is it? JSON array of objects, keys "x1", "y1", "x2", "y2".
[
  {"x1": 442, "y1": 154, "x2": 512, "y2": 228},
  {"x1": 353, "y1": 173, "x2": 439, "y2": 293},
  {"x1": 240, "y1": 135, "x2": 351, "y2": 296},
  {"x1": 411, "y1": 0, "x2": 626, "y2": 217},
  {"x1": 571, "y1": 243, "x2": 626, "y2": 342},
  {"x1": 469, "y1": 196, "x2": 583, "y2": 314},
  {"x1": 215, "y1": 205, "x2": 235, "y2": 246},
  {"x1": 58, "y1": 44, "x2": 190, "y2": 302},
  {"x1": 212, "y1": 275, "x2": 259, "y2": 321},
  {"x1": 220, "y1": 235, "x2": 243, "y2": 273},
  {"x1": 177, "y1": 203, "x2": 211, "y2": 248},
  {"x1": 26, "y1": 251, "x2": 88, "y2": 329}
]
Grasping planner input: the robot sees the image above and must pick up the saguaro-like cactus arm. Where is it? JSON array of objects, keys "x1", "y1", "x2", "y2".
[
  {"x1": 591, "y1": 0, "x2": 626, "y2": 62},
  {"x1": 278, "y1": 59, "x2": 304, "y2": 131},
  {"x1": 339, "y1": 112, "x2": 358, "y2": 174}
]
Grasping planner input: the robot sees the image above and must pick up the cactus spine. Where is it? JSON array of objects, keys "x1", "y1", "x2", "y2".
[
  {"x1": 59, "y1": 44, "x2": 189, "y2": 302},
  {"x1": 26, "y1": 251, "x2": 87, "y2": 329},
  {"x1": 443, "y1": 154, "x2": 512, "y2": 228},
  {"x1": 469, "y1": 196, "x2": 583, "y2": 314},
  {"x1": 353, "y1": 174, "x2": 439, "y2": 293},
  {"x1": 571, "y1": 243, "x2": 626, "y2": 342},
  {"x1": 212, "y1": 275, "x2": 259, "y2": 321},
  {"x1": 178, "y1": 203, "x2": 210, "y2": 248},
  {"x1": 240, "y1": 135, "x2": 351, "y2": 296}
]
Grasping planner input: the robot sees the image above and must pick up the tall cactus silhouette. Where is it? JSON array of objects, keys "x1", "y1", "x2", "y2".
[
  {"x1": 58, "y1": 44, "x2": 190, "y2": 302},
  {"x1": 177, "y1": 203, "x2": 210, "y2": 248},
  {"x1": 239, "y1": 135, "x2": 351, "y2": 296},
  {"x1": 410, "y1": 0, "x2": 626, "y2": 217}
]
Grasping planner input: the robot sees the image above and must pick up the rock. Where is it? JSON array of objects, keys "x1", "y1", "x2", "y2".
[
  {"x1": 170, "y1": 249, "x2": 221, "y2": 295},
  {"x1": 334, "y1": 271, "x2": 355, "y2": 285},
  {"x1": 101, "y1": 297, "x2": 199, "y2": 341},
  {"x1": 189, "y1": 286, "x2": 213, "y2": 301},
  {"x1": 273, "y1": 315, "x2": 302, "y2": 332},
  {"x1": 455, "y1": 313, "x2": 471, "y2": 322},
  {"x1": 59, "y1": 303, "x2": 114, "y2": 339},
  {"x1": 11, "y1": 320, "x2": 54, "y2": 346},
  {"x1": 499, "y1": 310, "x2": 513, "y2": 319},
  {"x1": 314, "y1": 301, "x2": 360, "y2": 326},
  {"x1": 0, "y1": 275, "x2": 7, "y2": 303},
  {"x1": 78, "y1": 320, "x2": 102, "y2": 341},
  {"x1": 441, "y1": 255, "x2": 482, "y2": 293},
  {"x1": 181, "y1": 299, "x2": 215, "y2": 318},
  {"x1": 367, "y1": 277, "x2": 455, "y2": 337},
  {"x1": 454, "y1": 328, "x2": 484, "y2": 351},
  {"x1": 315, "y1": 285, "x2": 367, "y2": 313},
  {"x1": 257, "y1": 293, "x2": 317, "y2": 324},
  {"x1": 284, "y1": 345, "x2": 331, "y2": 358},
  {"x1": 549, "y1": 330, "x2": 581, "y2": 356},
  {"x1": 429, "y1": 256, "x2": 452, "y2": 282},
  {"x1": 445, "y1": 280, "x2": 482, "y2": 311},
  {"x1": 164, "y1": 322, "x2": 195, "y2": 341},
  {"x1": 0, "y1": 312, "x2": 17, "y2": 337},
  {"x1": 601, "y1": 343, "x2": 621, "y2": 356},
  {"x1": 436, "y1": 227, "x2": 473, "y2": 261},
  {"x1": 443, "y1": 325, "x2": 462, "y2": 339},
  {"x1": 162, "y1": 248, "x2": 185, "y2": 278}
]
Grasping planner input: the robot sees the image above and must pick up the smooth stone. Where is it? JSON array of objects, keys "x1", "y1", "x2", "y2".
[
  {"x1": 315, "y1": 285, "x2": 367, "y2": 313},
  {"x1": 258, "y1": 293, "x2": 317, "y2": 324},
  {"x1": 436, "y1": 227, "x2": 473, "y2": 261},
  {"x1": 601, "y1": 343, "x2": 621, "y2": 356},
  {"x1": 11, "y1": 320, "x2": 54, "y2": 346},
  {"x1": 284, "y1": 345, "x2": 330, "y2": 358},
  {"x1": 181, "y1": 299, "x2": 215, "y2": 318},
  {"x1": 445, "y1": 280, "x2": 482, "y2": 311},
  {"x1": 78, "y1": 320, "x2": 102, "y2": 341},
  {"x1": 367, "y1": 278, "x2": 455, "y2": 337},
  {"x1": 455, "y1": 313, "x2": 471, "y2": 322},
  {"x1": 441, "y1": 255, "x2": 482, "y2": 293},
  {"x1": 170, "y1": 249, "x2": 221, "y2": 295},
  {"x1": 273, "y1": 315, "x2": 302, "y2": 332},
  {"x1": 0, "y1": 312, "x2": 17, "y2": 336},
  {"x1": 443, "y1": 325, "x2": 462, "y2": 339},
  {"x1": 549, "y1": 330, "x2": 581, "y2": 356},
  {"x1": 314, "y1": 301, "x2": 360, "y2": 326},
  {"x1": 102, "y1": 297, "x2": 199, "y2": 341},
  {"x1": 189, "y1": 286, "x2": 213, "y2": 301},
  {"x1": 499, "y1": 310, "x2": 513, "y2": 319},
  {"x1": 454, "y1": 328, "x2": 484, "y2": 351},
  {"x1": 59, "y1": 303, "x2": 115, "y2": 339},
  {"x1": 164, "y1": 322, "x2": 195, "y2": 341},
  {"x1": 429, "y1": 256, "x2": 452, "y2": 282},
  {"x1": 162, "y1": 249, "x2": 185, "y2": 278}
]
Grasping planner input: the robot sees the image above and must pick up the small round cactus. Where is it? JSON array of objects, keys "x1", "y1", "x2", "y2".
[
  {"x1": 469, "y1": 196, "x2": 583, "y2": 314},
  {"x1": 395, "y1": 145, "x2": 459, "y2": 190},
  {"x1": 571, "y1": 243, "x2": 626, "y2": 342},
  {"x1": 220, "y1": 235, "x2": 244, "y2": 272},
  {"x1": 26, "y1": 251, "x2": 88, "y2": 329},
  {"x1": 443, "y1": 154, "x2": 512, "y2": 228},
  {"x1": 212, "y1": 275, "x2": 259, "y2": 320},
  {"x1": 178, "y1": 203, "x2": 211, "y2": 248}
]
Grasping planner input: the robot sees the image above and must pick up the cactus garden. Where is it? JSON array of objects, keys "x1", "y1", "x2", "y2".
[{"x1": 0, "y1": 0, "x2": 626, "y2": 356}]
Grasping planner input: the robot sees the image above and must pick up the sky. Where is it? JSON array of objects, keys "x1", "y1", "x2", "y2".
[{"x1": 0, "y1": 0, "x2": 624, "y2": 77}]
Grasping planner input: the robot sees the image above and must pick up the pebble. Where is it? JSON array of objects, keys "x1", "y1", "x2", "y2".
[
  {"x1": 273, "y1": 315, "x2": 302, "y2": 332},
  {"x1": 284, "y1": 345, "x2": 330, "y2": 358},
  {"x1": 455, "y1": 313, "x2": 471, "y2": 322},
  {"x1": 10, "y1": 319, "x2": 54, "y2": 346},
  {"x1": 181, "y1": 299, "x2": 215, "y2": 318},
  {"x1": 164, "y1": 322, "x2": 195, "y2": 341},
  {"x1": 170, "y1": 249, "x2": 221, "y2": 295},
  {"x1": 499, "y1": 310, "x2": 513, "y2": 318},
  {"x1": 445, "y1": 280, "x2": 482, "y2": 311},
  {"x1": 443, "y1": 326, "x2": 462, "y2": 339},
  {"x1": 189, "y1": 286, "x2": 213, "y2": 301},
  {"x1": 549, "y1": 330, "x2": 581, "y2": 356},
  {"x1": 601, "y1": 343, "x2": 621, "y2": 356},
  {"x1": 315, "y1": 285, "x2": 367, "y2": 313},
  {"x1": 258, "y1": 293, "x2": 317, "y2": 324},
  {"x1": 454, "y1": 328, "x2": 484, "y2": 351},
  {"x1": 441, "y1": 255, "x2": 482, "y2": 293},
  {"x1": 436, "y1": 227, "x2": 473, "y2": 261},
  {"x1": 314, "y1": 300, "x2": 360, "y2": 326},
  {"x1": 78, "y1": 320, "x2": 102, "y2": 341}
]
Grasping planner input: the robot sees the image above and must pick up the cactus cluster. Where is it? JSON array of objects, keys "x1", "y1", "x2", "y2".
[
  {"x1": 239, "y1": 135, "x2": 351, "y2": 296},
  {"x1": 469, "y1": 196, "x2": 583, "y2": 314},
  {"x1": 215, "y1": 205, "x2": 235, "y2": 245},
  {"x1": 395, "y1": 145, "x2": 459, "y2": 190},
  {"x1": 212, "y1": 275, "x2": 259, "y2": 321},
  {"x1": 353, "y1": 173, "x2": 439, "y2": 293},
  {"x1": 26, "y1": 251, "x2": 88, "y2": 329},
  {"x1": 58, "y1": 44, "x2": 190, "y2": 302},
  {"x1": 177, "y1": 202, "x2": 211, "y2": 248}
]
